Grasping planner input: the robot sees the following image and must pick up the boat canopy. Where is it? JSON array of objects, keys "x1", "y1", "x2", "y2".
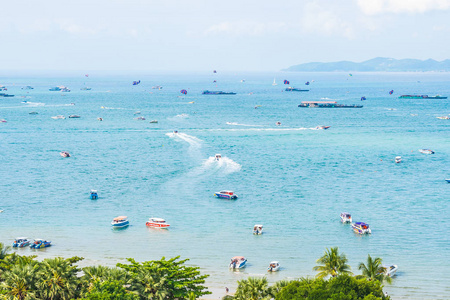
[
  {"x1": 232, "y1": 256, "x2": 245, "y2": 260},
  {"x1": 302, "y1": 101, "x2": 337, "y2": 104},
  {"x1": 220, "y1": 191, "x2": 234, "y2": 195},
  {"x1": 149, "y1": 218, "x2": 166, "y2": 222},
  {"x1": 114, "y1": 216, "x2": 127, "y2": 221},
  {"x1": 16, "y1": 237, "x2": 28, "y2": 240}
]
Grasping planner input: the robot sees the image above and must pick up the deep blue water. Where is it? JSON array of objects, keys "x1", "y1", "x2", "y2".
[{"x1": 0, "y1": 72, "x2": 449, "y2": 299}]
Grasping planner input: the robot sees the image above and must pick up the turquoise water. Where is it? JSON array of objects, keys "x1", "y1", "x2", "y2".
[{"x1": 0, "y1": 72, "x2": 449, "y2": 299}]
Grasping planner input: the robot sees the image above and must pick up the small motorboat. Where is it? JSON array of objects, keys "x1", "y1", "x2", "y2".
[
  {"x1": 12, "y1": 237, "x2": 31, "y2": 248},
  {"x1": 68, "y1": 115, "x2": 80, "y2": 118},
  {"x1": 381, "y1": 264, "x2": 398, "y2": 277},
  {"x1": 134, "y1": 111, "x2": 141, "y2": 115},
  {"x1": 446, "y1": 179, "x2": 450, "y2": 183},
  {"x1": 229, "y1": 256, "x2": 247, "y2": 269},
  {"x1": 149, "y1": 120, "x2": 158, "y2": 123},
  {"x1": 135, "y1": 117, "x2": 146, "y2": 120},
  {"x1": 315, "y1": 125, "x2": 330, "y2": 130},
  {"x1": 152, "y1": 85, "x2": 162, "y2": 90},
  {"x1": 90, "y1": 190, "x2": 98, "y2": 200},
  {"x1": 214, "y1": 191, "x2": 238, "y2": 200},
  {"x1": 97, "y1": 117, "x2": 103, "y2": 121},
  {"x1": 30, "y1": 239, "x2": 51, "y2": 249},
  {"x1": 51, "y1": 115, "x2": 65, "y2": 119},
  {"x1": 340, "y1": 212, "x2": 352, "y2": 223},
  {"x1": 80, "y1": 87, "x2": 91, "y2": 90},
  {"x1": 215, "y1": 154, "x2": 222, "y2": 161},
  {"x1": 253, "y1": 224, "x2": 263, "y2": 235},
  {"x1": 0, "y1": 119, "x2": 7, "y2": 123},
  {"x1": 436, "y1": 116, "x2": 450, "y2": 120},
  {"x1": 173, "y1": 130, "x2": 178, "y2": 134},
  {"x1": 276, "y1": 121, "x2": 281, "y2": 126},
  {"x1": 268, "y1": 261, "x2": 280, "y2": 272},
  {"x1": 188, "y1": 101, "x2": 195, "y2": 104},
  {"x1": 146, "y1": 218, "x2": 170, "y2": 228},
  {"x1": 419, "y1": 149, "x2": 435, "y2": 154},
  {"x1": 29, "y1": 111, "x2": 38, "y2": 115},
  {"x1": 352, "y1": 222, "x2": 371, "y2": 234},
  {"x1": 60, "y1": 151, "x2": 70, "y2": 158},
  {"x1": 111, "y1": 216, "x2": 129, "y2": 228},
  {"x1": 395, "y1": 156, "x2": 402, "y2": 163}
]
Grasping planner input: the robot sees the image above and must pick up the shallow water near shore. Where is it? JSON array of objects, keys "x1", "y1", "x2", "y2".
[{"x1": 0, "y1": 72, "x2": 449, "y2": 299}]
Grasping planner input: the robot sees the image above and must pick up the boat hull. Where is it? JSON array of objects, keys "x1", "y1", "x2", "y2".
[
  {"x1": 146, "y1": 222, "x2": 170, "y2": 228},
  {"x1": 111, "y1": 221, "x2": 129, "y2": 228},
  {"x1": 215, "y1": 194, "x2": 237, "y2": 200}
]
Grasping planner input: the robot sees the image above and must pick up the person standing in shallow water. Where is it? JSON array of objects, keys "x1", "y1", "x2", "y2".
[{"x1": 225, "y1": 287, "x2": 229, "y2": 293}]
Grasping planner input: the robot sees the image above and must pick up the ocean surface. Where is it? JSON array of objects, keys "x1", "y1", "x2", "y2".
[{"x1": 0, "y1": 72, "x2": 449, "y2": 299}]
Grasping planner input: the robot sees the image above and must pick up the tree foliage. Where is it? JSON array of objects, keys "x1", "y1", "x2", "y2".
[
  {"x1": 313, "y1": 247, "x2": 352, "y2": 279},
  {"x1": 83, "y1": 280, "x2": 139, "y2": 300},
  {"x1": 358, "y1": 255, "x2": 392, "y2": 284}
]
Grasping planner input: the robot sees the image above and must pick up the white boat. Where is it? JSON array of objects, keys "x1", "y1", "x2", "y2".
[
  {"x1": 340, "y1": 212, "x2": 352, "y2": 223},
  {"x1": 51, "y1": 115, "x2": 65, "y2": 119},
  {"x1": 152, "y1": 86, "x2": 162, "y2": 90},
  {"x1": 229, "y1": 256, "x2": 247, "y2": 269},
  {"x1": 419, "y1": 149, "x2": 435, "y2": 154},
  {"x1": 253, "y1": 224, "x2": 263, "y2": 235},
  {"x1": 215, "y1": 154, "x2": 222, "y2": 161},
  {"x1": 276, "y1": 122, "x2": 281, "y2": 126},
  {"x1": 268, "y1": 261, "x2": 280, "y2": 272},
  {"x1": 351, "y1": 222, "x2": 371, "y2": 234},
  {"x1": 382, "y1": 264, "x2": 398, "y2": 277},
  {"x1": 60, "y1": 151, "x2": 70, "y2": 158},
  {"x1": 111, "y1": 216, "x2": 129, "y2": 228},
  {"x1": 436, "y1": 116, "x2": 449, "y2": 120},
  {"x1": 395, "y1": 156, "x2": 402, "y2": 163},
  {"x1": 272, "y1": 78, "x2": 277, "y2": 86},
  {"x1": 135, "y1": 117, "x2": 146, "y2": 120},
  {"x1": 146, "y1": 218, "x2": 170, "y2": 228},
  {"x1": 149, "y1": 120, "x2": 158, "y2": 123},
  {"x1": 215, "y1": 191, "x2": 238, "y2": 200}
]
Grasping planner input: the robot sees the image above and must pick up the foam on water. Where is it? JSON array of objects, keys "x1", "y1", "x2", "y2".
[{"x1": 226, "y1": 122, "x2": 263, "y2": 127}]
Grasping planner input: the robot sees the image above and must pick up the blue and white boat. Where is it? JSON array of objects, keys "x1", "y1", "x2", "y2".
[
  {"x1": 12, "y1": 237, "x2": 31, "y2": 248},
  {"x1": 90, "y1": 190, "x2": 98, "y2": 200},
  {"x1": 351, "y1": 222, "x2": 371, "y2": 234},
  {"x1": 111, "y1": 216, "x2": 129, "y2": 228},
  {"x1": 30, "y1": 239, "x2": 51, "y2": 249},
  {"x1": 446, "y1": 179, "x2": 450, "y2": 183},
  {"x1": 214, "y1": 190, "x2": 238, "y2": 200},
  {"x1": 340, "y1": 212, "x2": 352, "y2": 223},
  {"x1": 229, "y1": 256, "x2": 247, "y2": 269}
]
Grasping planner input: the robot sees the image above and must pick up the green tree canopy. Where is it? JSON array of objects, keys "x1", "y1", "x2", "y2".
[
  {"x1": 83, "y1": 280, "x2": 139, "y2": 300},
  {"x1": 313, "y1": 247, "x2": 352, "y2": 279}
]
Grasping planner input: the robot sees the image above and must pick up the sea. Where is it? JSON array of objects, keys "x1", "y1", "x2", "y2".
[{"x1": 0, "y1": 71, "x2": 449, "y2": 299}]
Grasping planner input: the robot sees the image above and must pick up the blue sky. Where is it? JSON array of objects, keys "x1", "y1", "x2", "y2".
[{"x1": 1, "y1": 0, "x2": 450, "y2": 71}]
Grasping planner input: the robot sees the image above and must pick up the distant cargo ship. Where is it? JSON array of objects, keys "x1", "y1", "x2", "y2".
[
  {"x1": 298, "y1": 101, "x2": 363, "y2": 108},
  {"x1": 285, "y1": 87, "x2": 309, "y2": 92},
  {"x1": 399, "y1": 95, "x2": 447, "y2": 99},
  {"x1": 202, "y1": 90, "x2": 236, "y2": 95}
]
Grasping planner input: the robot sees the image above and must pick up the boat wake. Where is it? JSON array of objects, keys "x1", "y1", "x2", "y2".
[
  {"x1": 166, "y1": 132, "x2": 202, "y2": 149},
  {"x1": 202, "y1": 156, "x2": 242, "y2": 175},
  {"x1": 226, "y1": 122, "x2": 263, "y2": 127},
  {"x1": 21, "y1": 101, "x2": 45, "y2": 106}
]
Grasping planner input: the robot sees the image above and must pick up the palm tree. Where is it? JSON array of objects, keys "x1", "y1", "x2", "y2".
[
  {"x1": 267, "y1": 279, "x2": 291, "y2": 298},
  {"x1": 313, "y1": 247, "x2": 352, "y2": 278},
  {"x1": 36, "y1": 257, "x2": 81, "y2": 299},
  {"x1": 233, "y1": 277, "x2": 269, "y2": 300},
  {"x1": 127, "y1": 267, "x2": 169, "y2": 299},
  {"x1": 0, "y1": 242, "x2": 11, "y2": 260},
  {"x1": 0, "y1": 264, "x2": 38, "y2": 300},
  {"x1": 358, "y1": 254, "x2": 392, "y2": 284}
]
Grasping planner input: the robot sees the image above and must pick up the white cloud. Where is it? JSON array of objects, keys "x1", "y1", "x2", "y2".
[
  {"x1": 301, "y1": 2, "x2": 355, "y2": 39},
  {"x1": 204, "y1": 21, "x2": 287, "y2": 37},
  {"x1": 357, "y1": 0, "x2": 450, "y2": 15}
]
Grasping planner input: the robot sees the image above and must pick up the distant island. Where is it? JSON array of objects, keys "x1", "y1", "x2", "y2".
[{"x1": 283, "y1": 57, "x2": 450, "y2": 72}]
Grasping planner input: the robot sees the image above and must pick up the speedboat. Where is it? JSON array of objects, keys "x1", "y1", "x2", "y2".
[
  {"x1": 152, "y1": 85, "x2": 162, "y2": 89},
  {"x1": 215, "y1": 154, "x2": 222, "y2": 161},
  {"x1": 149, "y1": 120, "x2": 158, "y2": 123},
  {"x1": 0, "y1": 119, "x2": 7, "y2": 123},
  {"x1": 446, "y1": 179, "x2": 450, "y2": 183},
  {"x1": 253, "y1": 224, "x2": 263, "y2": 235},
  {"x1": 12, "y1": 237, "x2": 31, "y2": 248},
  {"x1": 51, "y1": 115, "x2": 65, "y2": 119},
  {"x1": 29, "y1": 111, "x2": 38, "y2": 115},
  {"x1": 80, "y1": 87, "x2": 92, "y2": 90},
  {"x1": 436, "y1": 116, "x2": 450, "y2": 120},
  {"x1": 381, "y1": 265, "x2": 398, "y2": 277},
  {"x1": 90, "y1": 190, "x2": 98, "y2": 200},
  {"x1": 135, "y1": 117, "x2": 146, "y2": 120},
  {"x1": 146, "y1": 218, "x2": 170, "y2": 228},
  {"x1": 316, "y1": 125, "x2": 330, "y2": 130},
  {"x1": 30, "y1": 239, "x2": 51, "y2": 249},
  {"x1": 97, "y1": 117, "x2": 103, "y2": 121},
  {"x1": 352, "y1": 222, "x2": 371, "y2": 234},
  {"x1": 419, "y1": 149, "x2": 435, "y2": 154},
  {"x1": 60, "y1": 151, "x2": 70, "y2": 157},
  {"x1": 111, "y1": 216, "x2": 129, "y2": 228},
  {"x1": 276, "y1": 122, "x2": 281, "y2": 126},
  {"x1": 395, "y1": 156, "x2": 402, "y2": 163},
  {"x1": 69, "y1": 115, "x2": 80, "y2": 118},
  {"x1": 214, "y1": 191, "x2": 238, "y2": 200},
  {"x1": 268, "y1": 261, "x2": 280, "y2": 272},
  {"x1": 173, "y1": 130, "x2": 178, "y2": 134},
  {"x1": 229, "y1": 256, "x2": 247, "y2": 269},
  {"x1": 340, "y1": 212, "x2": 352, "y2": 223}
]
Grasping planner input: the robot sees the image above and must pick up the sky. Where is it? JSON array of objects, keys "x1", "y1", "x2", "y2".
[{"x1": 1, "y1": 0, "x2": 450, "y2": 72}]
